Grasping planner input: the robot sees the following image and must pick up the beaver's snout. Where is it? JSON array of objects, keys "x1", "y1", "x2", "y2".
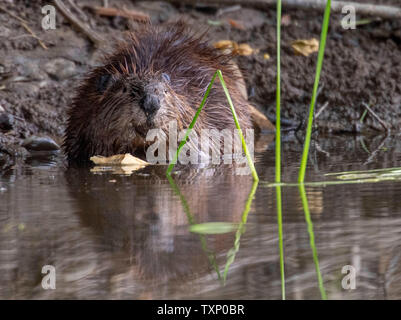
[
  {"x1": 138, "y1": 80, "x2": 167, "y2": 119},
  {"x1": 139, "y1": 92, "x2": 161, "y2": 118}
]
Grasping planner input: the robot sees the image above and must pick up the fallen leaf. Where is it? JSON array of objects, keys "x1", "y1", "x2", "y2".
[
  {"x1": 263, "y1": 53, "x2": 270, "y2": 60},
  {"x1": 90, "y1": 153, "x2": 149, "y2": 166},
  {"x1": 234, "y1": 43, "x2": 256, "y2": 56},
  {"x1": 214, "y1": 40, "x2": 257, "y2": 56},
  {"x1": 213, "y1": 40, "x2": 238, "y2": 50},
  {"x1": 291, "y1": 38, "x2": 319, "y2": 57}
]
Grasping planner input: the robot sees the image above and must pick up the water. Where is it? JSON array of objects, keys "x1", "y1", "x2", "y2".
[{"x1": 1, "y1": 133, "x2": 401, "y2": 299}]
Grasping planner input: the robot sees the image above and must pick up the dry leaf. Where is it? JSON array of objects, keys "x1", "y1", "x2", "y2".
[
  {"x1": 291, "y1": 38, "x2": 319, "y2": 57},
  {"x1": 90, "y1": 153, "x2": 149, "y2": 166},
  {"x1": 234, "y1": 43, "x2": 256, "y2": 56},
  {"x1": 263, "y1": 53, "x2": 270, "y2": 60},
  {"x1": 214, "y1": 40, "x2": 257, "y2": 56},
  {"x1": 213, "y1": 40, "x2": 238, "y2": 51},
  {"x1": 90, "y1": 154, "x2": 149, "y2": 175}
]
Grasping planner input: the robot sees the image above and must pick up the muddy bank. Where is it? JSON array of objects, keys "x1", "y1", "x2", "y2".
[{"x1": 0, "y1": 0, "x2": 400, "y2": 169}]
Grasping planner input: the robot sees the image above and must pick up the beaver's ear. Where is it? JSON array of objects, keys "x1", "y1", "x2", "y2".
[{"x1": 96, "y1": 74, "x2": 113, "y2": 93}]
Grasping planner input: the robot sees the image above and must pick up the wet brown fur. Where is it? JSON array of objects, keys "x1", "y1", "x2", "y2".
[{"x1": 64, "y1": 21, "x2": 253, "y2": 165}]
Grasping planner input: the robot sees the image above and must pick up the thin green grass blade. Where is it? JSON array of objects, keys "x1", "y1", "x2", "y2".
[
  {"x1": 222, "y1": 180, "x2": 258, "y2": 283},
  {"x1": 166, "y1": 71, "x2": 218, "y2": 175},
  {"x1": 216, "y1": 70, "x2": 258, "y2": 181},
  {"x1": 276, "y1": 0, "x2": 282, "y2": 184},
  {"x1": 276, "y1": 185, "x2": 286, "y2": 300},
  {"x1": 299, "y1": 185, "x2": 327, "y2": 300},
  {"x1": 275, "y1": 0, "x2": 285, "y2": 300},
  {"x1": 298, "y1": 0, "x2": 331, "y2": 183},
  {"x1": 166, "y1": 174, "x2": 222, "y2": 280},
  {"x1": 167, "y1": 70, "x2": 258, "y2": 181}
]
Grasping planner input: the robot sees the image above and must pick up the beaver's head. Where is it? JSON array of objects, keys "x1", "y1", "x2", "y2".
[
  {"x1": 93, "y1": 70, "x2": 178, "y2": 136},
  {"x1": 64, "y1": 22, "x2": 250, "y2": 165}
]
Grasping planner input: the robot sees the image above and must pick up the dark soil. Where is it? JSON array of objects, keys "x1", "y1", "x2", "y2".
[{"x1": 0, "y1": 0, "x2": 400, "y2": 169}]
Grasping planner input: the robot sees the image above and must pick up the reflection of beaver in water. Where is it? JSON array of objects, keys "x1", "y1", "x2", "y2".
[{"x1": 64, "y1": 21, "x2": 274, "y2": 165}]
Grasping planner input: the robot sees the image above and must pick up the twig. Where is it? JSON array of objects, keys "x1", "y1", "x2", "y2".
[
  {"x1": 315, "y1": 101, "x2": 329, "y2": 119},
  {"x1": 216, "y1": 5, "x2": 242, "y2": 17},
  {"x1": 0, "y1": 6, "x2": 28, "y2": 24},
  {"x1": 68, "y1": 0, "x2": 89, "y2": 22},
  {"x1": 89, "y1": 6, "x2": 150, "y2": 22},
  {"x1": 21, "y1": 22, "x2": 48, "y2": 50},
  {"x1": 152, "y1": 0, "x2": 401, "y2": 20},
  {"x1": 363, "y1": 134, "x2": 389, "y2": 165},
  {"x1": 0, "y1": 6, "x2": 47, "y2": 49},
  {"x1": 54, "y1": 0, "x2": 105, "y2": 47},
  {"x1": 362, "y1": 102, "x2": 390, "y2": 132}
]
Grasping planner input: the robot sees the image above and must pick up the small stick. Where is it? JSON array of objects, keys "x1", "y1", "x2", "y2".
[
  {"x1": 315, "y1": 101, "x2": 329, "y2": 119},
  {"x1": 362, "y1": 102, "x2": 390, "y2": 132},
  {"x1": 216, "y1": 5, "x2": 242, "y2": 17},
  {"x1": 363, "y1": 135, "x2": 389, "y2": 165},
  {"x1": 68, "y1": 0, "x2": 89, "y2": 22},
  {"x1": 21, "y1": 22, "x2": 48, "y2": 50},
  {"x1": 0, "y1": 6, "x2": 47, "y2": 49},
  {"x1": 54, "y1": 0, "x2": 105, "y2": 47},
  {"x1": 91, "y1": 6, "x2": 150, "y2": 22},
  {"x1": 0, "y1": 6, "x2": 28, "y2": 24}
]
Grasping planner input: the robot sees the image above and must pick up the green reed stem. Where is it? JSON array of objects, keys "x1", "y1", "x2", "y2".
[
  {"x1": 223, "y1": 180, "x2": 259, "y2": 283},
  {"x1": 276, "y1": 185, "x2": 285, "y2": 299},
  {"x1": 166, "y1": 70, "x2": 258, "y2": 181},
  {"x1": 166, "y1": 71, "x2": 218, "y2": 175},
  {"x1": 275, "y1": 0, "x2": 285, "y2": 300},
  {"x1": 299, "y1": 185, "x2": 327, "y2": 300},
  {"x1": 216, "y1": 71, "x2": 259, "y2": 182},
  {"x1": 298, "y1": 0, "x2": 331, "y2": 183},
  {"x1": 276, "y1": 0, "x2": 282, "y2": 184},
  {"x1": 166, "y1": 174, "x2": 222, "y2": 280}
]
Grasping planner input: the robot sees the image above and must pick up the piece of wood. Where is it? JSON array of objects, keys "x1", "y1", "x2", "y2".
[
  {"x1": 91, "y1": 6, "x2": 150, "y2": 22},
  {"x1": 0, "y1": 6, "x2": 47, "y2": 49},
  {"x1": 149, "y1": 0, "x2": 401, "y2": 20},
  {"x1": 54, "y1": 0, "x2": 105, "y2": 47}
]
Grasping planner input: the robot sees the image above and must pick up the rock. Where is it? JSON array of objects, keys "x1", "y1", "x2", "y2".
[
  {"x1": 44, "y1": 58, "x2": 76, "y2": 80},
  {"x1": 22, "y1": 136, "x2": 60, "y2": 151},
  {"x1": 0, "y1": 113, "x2": 14, "y2": 131}
]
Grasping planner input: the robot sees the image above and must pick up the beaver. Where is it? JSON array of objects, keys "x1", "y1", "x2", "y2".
[{"x1": 63, "y1": 21, "x2": 274, "y2": 165}]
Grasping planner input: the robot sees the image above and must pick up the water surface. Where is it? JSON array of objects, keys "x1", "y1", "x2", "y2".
[{"x1": 1, "y1": 134, "x2": 401, "y2": 299}]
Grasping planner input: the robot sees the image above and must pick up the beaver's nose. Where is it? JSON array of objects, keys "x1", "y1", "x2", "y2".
[{"x1": 139, "y1": 94, "x2": 160, "y2": 117}]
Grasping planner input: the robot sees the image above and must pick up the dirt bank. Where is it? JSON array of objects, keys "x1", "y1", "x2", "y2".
[{"x1": 0, "y1": 0, "x2": 400, "y2": 169}]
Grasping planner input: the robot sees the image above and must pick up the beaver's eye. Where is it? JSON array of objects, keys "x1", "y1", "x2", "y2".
[
  {"x1": 162, "y1": 73, "x2": 170, "y2": 83},
  {"x1": 96, "y1": 74, "x2": 112, "y2": 93}
]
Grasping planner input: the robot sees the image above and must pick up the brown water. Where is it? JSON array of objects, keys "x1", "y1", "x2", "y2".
[{"x1": 1, "y1": 133, "x2": 401, "y2": 299}]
